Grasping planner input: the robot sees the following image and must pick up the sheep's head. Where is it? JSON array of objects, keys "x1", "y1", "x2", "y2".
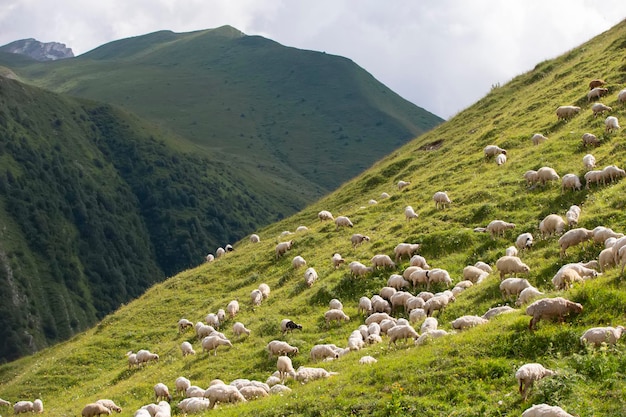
[{"x1": 569, "y1": 302, "x2": 584, "y2": 314}]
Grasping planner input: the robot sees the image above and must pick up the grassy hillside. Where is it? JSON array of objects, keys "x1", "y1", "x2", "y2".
[
  {"x1": 0, "y1": 25, "x2": 443, "y2": 192},
  {"x1": 2, "y1": 19, "x2": 626, "y2": 417}
]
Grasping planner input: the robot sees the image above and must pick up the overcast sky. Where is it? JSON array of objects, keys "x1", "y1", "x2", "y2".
[{"x1": 1, "y1": 1, "x2": 626, "y2": 119}]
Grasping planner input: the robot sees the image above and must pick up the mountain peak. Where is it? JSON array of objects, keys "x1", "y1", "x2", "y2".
[{"x1": 0, "y1": 38, "x2": 74, "y2": 61}]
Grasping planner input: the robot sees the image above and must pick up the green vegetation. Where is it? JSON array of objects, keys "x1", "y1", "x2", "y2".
[{"x1": 1, "y1": 19, "x2": 626, "y2": 417}]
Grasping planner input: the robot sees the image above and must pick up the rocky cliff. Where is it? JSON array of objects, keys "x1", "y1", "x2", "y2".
[{"x1": 0, "y1": 38, "x2": 74, "y2": 61}]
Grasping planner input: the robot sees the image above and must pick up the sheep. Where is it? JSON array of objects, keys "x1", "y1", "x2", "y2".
[
  {"x1": 304, "y1": 267, "x2": 318, "y2": 287},
  {"x1": 485, "y1": 220, "x2": 516, "y2": 238},
  {"x1": 433, "y1": 191, "x2": 452, "y2": 209},
  {"x1": 394, "y1": 243, "x2": 421, "y2": 261},
  {"x1": 172, "y1": 377, "x2": 192, "y2": 398},
  {"x1": 425, "y1": 268, "x2": 452, "y2": 290},
  {"x1": 226, "y1": 300, "x2": 240, "y2": 319},
  {"x1": 565, "y1": 205, "x2": 581, "y2": 227},
  {"x1": 185, "y1": 386, "x2": 205, "y2": 398},
  {"x1": 368, "y1": 199, "x2": 378, "y2": 205},
  {"x1": 387, "y1": 324, "x2": 420, "y2": 346},
  {"x1": 176, "y1": 398, "x2": 211, "y2": 414},
  {"x1": 552, "y1": 263, "x2": 599, "y2": 288},
  {"x1": 371, "y1": 254, "x2": 396, "y2": 269},
  {"x1": 580, "y1": 326, "x2": 624, "y2": 347},
  {"x1": 516, "y1": 286, "x2": 544, "y2": 306},
  {"x1": 347, "y1": 330, "x2": 366, "y2": 350},
  {"x1": 495, "y1": 153, "x2": 507, "y2": 166},
  {"x1": 558, "y1": 228, "x2": 594, "y2": 257},
  {"x1": 249, "y1": 233, "x2": 260, "y2": 243},
  {"x1": 536, "y1": 167, "x2": 559, "y2": 186},
  {"x1": 561, "y1": 174, "x2": 581, "y2": 192},
  {"x1": 349, "y1": 261, "x2": 373, "y2": 277},
  {"x1": 126, "y1": 351, "x2": 139, "y2": 369},
  {"x1": 351, "y1": 234, "x2": 371, "y2": 247},
  {"x1": 384, "y1": 276, "x2": 407, "y2": 292},
  {"x1": 178, "y1": 318, "x2": 193, "y2": 333},
  {"x1": 417, "y1": 291, "x2": 435, "y2": 301},
  {"x1": 205, "y1": 313, "x2": 220, "y2": 328},
  {"x1": 591, "y1": 102, "x2": 612, "y2": 117},
  {"x1": 379, "y1": 319, "x2": 398, "y2": 334},
  {"x1": 587, "y1": 87, "x2": 609, "y2": 101},
  {"x1": 82, "y1": 403, "x2": 112, "y2": 417},
  {"x1": 318, "y1": 210, "x2": 334, "y2": 221},
  {"x1": 481, "y1": 306, "x2": 515, "y2": 320},
  {"x1": 335, "y1": 216, "x2": 354, "y2": 229},
  {"x1": 310, "y1": 344, "x2": 341, "y2": 361},
  {"x1": 195, "y1": 323, "x2": 215, "y2": 339},
  {"x1": 181, "y1": 341, "x2": 196, "y2": 356},
  {"x1": 404, "y1": 205, "x2": 419, "y2": 221},
  {"x1": 602, "y1": 164, "x2": 626, "y2": 183},
  {"x1": 606, "y1": 115, "x2": 620, "y2": 133},
  {"x1": 521, "y1": 404, "x2": 575, "y2": 417},
  {"x1": 358, "y1": 297, "x2": 373, "y2": 315},
  {"x1": 295, "y1": 225, "x2": 308, "y2": 233},
  {"x1": 531, "y1": 133, "x2": 548, "y2": 145},
  {"x1": 523, "y1": 170, "x2": 539, "y2": 186},
  {"x1": 232, "y1": 322, "x2": 251, "y2": 338},
  {"x1": 506, "y1": 246, "x2": 518, "y2": 257},
  {"x1": 269, "y1": 384, "x2": 292, "y2": 394},
  {"x1": 398, "y1": 180, "x2": 411, "y2": 190},
  {"x1": 201, "y1": 335, "x2": 232, "y2": 355},
  {"x1": 0, "y1": 398, "x2": 11, "y2": 407},
  {"x1": 267, "y1": 340, "x2": 299, "y2": 358},
  {"x1": 95, "y1": 400, "x2": 122, "y2": 414},
  {"x1": 415, "y1": 329, "x2": 449, "y2": 346},
  {"x1": 250, "y1": 289, "x2": 263, "y2": 307},
  {"x1": 420, "y1": 317, "x2": 439, "y2": 333},
  {"x1": 276, "y1": 356, "x2": 297, "y2": 383},
  {"x1": 331, "y1": 253, "x2": 345, "y2": 269},
  {"x1": 619, "y1": 88, "x2": 626, "y2": 104},
  {"x1": 500, "y1": 278, "x2": 532, "y2": 298},
  {"x1": 359, "y1": 356, "x2": 378, "y2": 364},
  {"x1": 291, "y1": 255, "x2": 307, "y2": 269},
  {"x1": 495, "y1": 256, "x2": 530, "y2": 279},
  {"x1": 556, "y1": 105, "x2": 581, "y2": 120},
  {"x1": 582, "y1": 154, "x2": 596, "y2": 170},
  {"x1": 32, "y1": 399, "x2": 43, "y2": 414},
  {"x1": 539, "y1": 214, "x2": 566, "y2": 237},
  {"x1": 451, "y1": 315, "x2": 488, "y2": 330},
  {"x1": 153, "y1": 383, "x2": 173, "y2": 403},
  {"x1": 526, "y1": 297, "x2": 583, "y2": 330},
  {"x1": 280, "y1": 319, "x2": 303, "y2": 334},
  {"x1": 484, "y1": 145, "x2": 507, "y2": 158},
  {"x1": 598, "y1": 247, "x2": 616, "y2": 272},
  {"x1": 256, "y1": 283, "x2": 270, "y2": 300},
  {"x1": 381, "y1": 192, "x2": 390, "y2": 199},
  {"x1": 581, "y1": 132, "x2": 599, "y2": 147},
  {"x1": 409, "y1": 308, "x2": 427, "y2": 323},
  {"x1": 280, "y1": 231, "x2": 293, "y2": 237},
  {"x1": 365, "y1": 312, "x2": 394, "y2": 325},
  {"x1": 474, "y1": 261, "x2": 493, "y2": 274},
  {"x1": 409, "y1": 255, "x2": 430, "y2": 269},
  {"x1": 295, "y1": 366, "x2": 338, "y2": 383},
  {"x1": 136, "y1": 349, "x2": 159, "y2": 365},
  {"x1": 516, "y1": 232, "x2": 534, "y2": 251},
  {"x1": 589, "y1": 79, "x2": 605, "y2": 89},
  {"x1": 275, "y1": 240, "x2": 294, "y2": 258},
  {"x1": 325, "y1": 308, "x2": 350, "y2": 325},
  {"x1": 14, "y1": 401, "x2": 37, "y2": 414},
  {"x1": 515, "y1": 363, "x2": 556, "y2": 400},
  {"x1": 203, "y1": 384, "x2": 247, "y2": 409},
  {"x1": 238, "y1": 386, "x2": 269, "y2": 401},
  {"x1": 423, "y1": 292, "x2": 455, "y2": 317},
  {"x1": 390, "y1": 290, "x2": 413, "y2": 312}
]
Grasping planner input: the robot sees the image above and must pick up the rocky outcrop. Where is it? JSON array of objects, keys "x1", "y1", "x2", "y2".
[{"x1": 0, "y1": 38, "x2": 74, "y2": 61}]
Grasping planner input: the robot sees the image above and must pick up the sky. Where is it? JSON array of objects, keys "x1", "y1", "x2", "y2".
[{"x1": 1, "y1": 1, "x2": 626, "y2": 119}]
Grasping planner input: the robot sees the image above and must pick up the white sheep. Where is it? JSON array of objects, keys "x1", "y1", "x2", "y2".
[
  {"x1": 555, "y1": 105, "x2": 580, "y2": 121},
  {"x1": 390, "y1": 290, "x2": 413, "y2": 312},
  {"x1": 495, "y1": 256, "x2": 530, "y2": 279},
  {"x1": 174, "y1": 377, "x2": 191, "y2": 397},
  {"x1": 249, "y1": 234, "x2": 260, "y2": 243},
  {"x1": 580, "y1": 325, "x2": 624, "y2": 347},
  {"x1": 318, "y1": 210, "x2": 334, "y2": 221},
  {"x1": 201, "y1": 335, "x2": 232, "y2": 355},
  {"x1": 304, "y1": 267, "x2": 318, "y2": 287},
  {"x1": 500, "y1": 277, "x2": 532, "y2": 298},
  {"x1": 433, "y1": 191, "x2": 452, "y2": 209},
  {"x1": 257, "y1": 283, "x2": 270, "y2": 299},
  {"x1": 186, "y1": 386, "x2": 206, "y2": 398},
  {"x1": 178, "y1": 318, "x2": 193, "y2": 333},
  {"x1": 585, "y1": 169, "x2": 605, "y2": 188},
  {"x1": 310, "y1": 344, "x2": 341, "y2": 361},
  {"x1": 404, "y1": 205, "x2": 419, "y2": 221},
  {"x1": 371, "y1": 254, "x2": 396, "y2": 269},
  {"x1": 415, "y1": 329, "x2": 449, "y2": 346},
  {"x1": 425, "y1": 268, "x2": 452, "y2": 290},
  {"x1": 81, "y1": 403, "x2": 111, "y2": 417},
  {"x1": 516, "y1": 286, "x2": 544, "y2": 306},
  {"x1": 215, "y1": 247, "x2": 225, "y2": 258},
  {"x1": 177, "y1": 398, "x2": 211, "y2": 414},
  {"x1": 558, "y1": 228, "x2": 594, "y2": 257},
  {"x1": 561, "y1": 174, "x2": 581, "y2": 192},
  {"x1": 154, "y1": 383, "x2": 173, "y2": 402},
  {"x1": 536, "y1": 167, "x2": 559, "y2": 186},
  {"x1": 226, "y1": 300, "x2": 240, "y2": 318},
  {"x1": 325, "y1": 308, "x2": 350, "y2": 325},
  {"x1": 292, "y1": 255, "x2": 307, "y2": 268},
  {"x1": 591, "y1": 102, "x2": 612, "y2": 117},
  {"x1": 588, "y1": 87, "x2": 609, "y2": 101},
  {"x1": 351, "y1": 234, "x2": 370, "y2": 247},
  {"x1": 205, "y1": 313, "x2": 220, "y2": 328},
  {"x1": 233, "y1": 322, "x2": 251, "y2": 338},
  {"x1": 381, "y1": 192, "x2": 390, "y2": 199},
  {"x1": 398, "y1": 180, "x2": 411, "y2": 190},
  {"x1": 238, "y1": 386, "x2": 269, "y2": 401},
  {"x1": 523, "y1": 170, "x2": 539, "y2": 186},
  {"x1": 203, "y1": 384, "x2": 247, "y2": 410},
  {"x1": 552, "y1": 268, "x2": 584, "y2": 290},
  {"x1": 582, "y1": 154, "x2": 596, "y2": 170},
  {"x1": 387, "y1": 274, "x2": 410, "y2": 291},
  {"x1": 552, "y1": 263, "x2": 598, "y2": 288},
  {"x1": 349, "y1": 261, "x2": 373, "y2": 277},
  {"x1": 135, "y1": 349, "x2": 159, "y2": 365},
  {"x1": 516, "y1": 232, "x2": 534, "y2": 251},
  {"x1": 275, "y1": 240, "x2": 294, "y2": 258},
  {"x1": 359, "y1": 355, "x2": 378, "y2": 364},
  {"x1": 618, "y1": 88, "x2": 626, "y2": 104},
  {"x1": 451, "y1": 315, "x2": 488, "y2": 330},
  {"x1": 358, "y1": 296, "x2": 373, "y2": 315},
  {"x1": 423, "y1": 292, "x2": 455, "y2": 317},
  {"x1": 409, "y1": 308, "x2": 427, "y2": 323},
  {"x1": 195, "y1": 322, "x2": 214, "y2": 339},
  {"x1": 295, "y1": 366, "x2": 338, "y2": 383},
  {"x1": 181, "y1": 341, "x2": 196, "y2": 356},
  {"x1": 365, "y1": 312, "x2": 394, "y2": 325},
  {"x1": 484, "y1": 145, "x2": 507, "y2": 158},
  {"x1": 481, "y1": 306, "x2": 515, "y2": 320},
  {"x1": 539, "y1": 214, "x2": 566, "y2": 237},
  {"x1": 269, "y1": 384, "x2": 292, "y2": 394},
  {"x1": 335, "y1": 216, "x2": 354, "y2": 229},
  {"x1": 565, "y1": 205, "x2": 581, "y2": 227},
  {"x1": 368, "y1": 199, "x2": 378, "y2": 205},
  {"x1": 0, "y1": 398, "x2": 11, "y2": 407},
  {"x1": 32, "y1": 399, "x2": 43, "y2": 414},
  {"x1": 531, "y1": 133, "x2": 548, "y2": 145},
  {"x1": 495, "y1": 153, "x2": 507, "y2": 166},
  {"x1": 505, "y1": 246, "x2": 518, "y2": 257},
  {"x1": 407, "y1": 268, "x2": 428, "y2": 289},
  {"x1": 394, "y1": 243, "x2": 421, "y2": 261},
  {"x1": 410, "y1": 255, "x2": 430, "y2": 269},
  {"x1": 521, "y1": 404, "x2": 575, "y2": 417},
  {"x1": 94, "y1": 400, "x2": 121, "y2": 414},
  {"x1": 331, "y1": 253, "x2": 345, "y2": 269},
  {"x1": 485, "y1": 220, "x2": 516, "y2": 238},
  {"x1": 602, "y1": 164, "x2": 626, "y2": 183},
  {"x1": 276, "y1": 356, "x2": 297, "y2": 382},
  {"x1": 605, "y1": 115, "x2": 620, "y2": 133},
  {"x1": 387, "y1": 324, "x2": 420, "y2": 346},
  {"x1": 526, "y1": 297, "x2": 583, "y2": 330},
  {"x1": 474, "y1": 261, "x2": 493, "y2": 274},
  {"x1": 598, "y1": 247, "x2": 616, "y2": 272},
  {"x1": 250, "y1": 289, "x2": 263, "y2": 307},
  {"x1": 515, "y1": 363, "x2": 556, "y2": 400},
  {"x1": 295, "y1": 225, "x2": 308, "y2": 233},
  {"x1": 420, "y1": 317, "x2": 438, "y2": 333},
  {"x1": 267, "y1": 340, "x2": 299, "y2": 358}
]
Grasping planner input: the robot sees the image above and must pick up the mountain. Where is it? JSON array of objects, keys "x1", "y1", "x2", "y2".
[
  {"x1": 0, "y1": 38, "x2": 74, "y2": 61},
  {"x1": 1, "y1": 18, "x2": 625, "y2": 416}
]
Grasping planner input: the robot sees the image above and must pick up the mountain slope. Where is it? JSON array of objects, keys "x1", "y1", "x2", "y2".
[{"x1": 1, "y1": 19, "x2": 626, "y2": 417}]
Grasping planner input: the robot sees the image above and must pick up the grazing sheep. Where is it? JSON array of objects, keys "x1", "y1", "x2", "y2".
[
  {"x1": 205, "y1": 313, "x2": 220, "y2": 328},
  {"x1": 582, "y1": 154, "x2": 596, "y2": 170},
  {"x1": 589, "y1": 79, "x2": 605, "y2": 89},
  {"x1": 387, "y1": 324, "x2": 420, "y2": 346},
  {"x1": 606, "y1": 115, "x2": 620, "y2": 133},
  {"x1": 174, "y1": 377, "x2": 191, "y2": 397},
  {"x1": 531, "y1": 133, "x2": 547, "y2": 145},
  {"x1": 602, "y1": 164, "x2": 626, "y2": 183},
  {"x1": 365, "y1": 312, "x2": 394, "y2": 325},
  {"x1": 536, "y1": 167, "x2": 559, "y2": 186},
  {"x1": 565, "y1": 205, "x2": 581, "y2": 227},
  {"x1": 556, "y1": 105, "x2": 581, "y2": 121},
  {"x1": 295, "y1": 366, "x2": 338, "y2": 384},
  {"x1": 618, "y1": 88, "x2": 626, "y2": 104},
  {"x1": 425, "y1": 268, "x2": 452, "y2": 290},
  {"x1": 415, "y1": 329, "x2": 449, "y2": 346},
  {"x1": 381, "y1": 192, "x2": 390, "y2": 199},
  {"x1": 201, "y1": 335, "x2": 233, "y2": 355},
  {"x1": 521, "y1": 404, "x2": 575, "y2": 417},
  {"x1": 331, "y1": 253, "x2": 345, "y2": 269},
  {"x1": 495, "y1": 256, "x2": 530, "y2": 279},
  {"x1": 318, "y1": 210, "x2": 334, "y2": 221},
  {"x1": 394, "y1": 243, "x2": 421, "y2": 261},
  {"x1": 420, "y1": 317, "x2": 439, "y2": 333},
  {"x1": 539, "y1": 214, "x2": 566, "y2": 237},
  {"x1": 495, "y1": 153, "x2": 507, "y2": 166},
  {"x1": 524, "y1": 170, "x2": 539, "y2": 186},
  {"x1": 433, "y1": 191, "x2": 452, "y2": 209},
  {"x1": 258, "y1": 283, "x2": 270, "y2": 299},
  {"x1": 558, "y1": 228, "x2": 594, "y2": 257},
  {"x1": 325, "y1": 309, "x2": 350, "y2": 325},
  {"x1": 423, "y1": 292, "x2": 455, "y2": 317},
  {"x1": 359, "y1": 355, "x2": 378, "y2": 364},
  {"x1": 82, "y1": 403, "x2": 111, "y2": 417},
  {"x1": 561, "y1": 174, "x2": 581, "y2": 192},
  {"x1": 580, "y1": 326, "x2": 624, "y2": 347},
  {"x1": 249, "y1": 234, "x2": 260, "y2": 243},
  {"x1": 481, "y1": 306, "x2": 515, "y2": 320},
  {"x1": 203, "y1": 384, "x2": 247, "y2": 410},
  {"x1": 280, "y1": 319, "x2": 303, "y2": 334},
  {"x1": 275, "y1": 240, "x2": 294, "y2": 258},
  {"x1": 250, "y1": 289, "x2": 263, "y2": 307},
  {"x1": 205, "y1": 253, "x2": 214, "y2": 263},
  {"x1": 215, "y1": 247, "x2": 225, "y2": 258},
  {"x1": 267, "y1": 340, "x2": 299, "y2": 358},
  {"x1": 349, "y1": 261, "x2": 373, "y2": 277},
  {"x1": 177, "y1": 398, "x2": 211, "y2": 414},
  {"x1": 516, "y1": 232, "x2": 534, "y2": 251},
  {"x1": 552, "y1": 263, "x2": 599, "y2": 287},
  {"x1": 154, "y1": 383, "x2": 173, "y2": 402},
  {"x1": 516, "y1": 286, "x2": 544, "y2": 306},
  {"x1": 186, "y1": 386, "x2": 206, "y2": 398},
  {"x1": 398, "y1": 180, "x2": 411, "y2": 190},
  {"x1": 404, "y1": 205, "x2": 419, "y2": 221},
  {"x1": 238, "y1": 386, "x2": 269, "y2": 401},
  {"x1": 591, "y1": 102, "x2": 612, "y2": 117},
  {"x1": 500, "y1": 278, "x2": 532, "y2": 298},
  {"x1": 371, "y1": 254, "x2": 396, "y2": 269},
  {"x1": 328, "y1": 298, "x2": 343, "y2": 310},
  {"x1": 269, "y1": 384, "x2": 292, "y2": 394},
  {"x1": 598, "y1": 247, "x2": 616, "y2": 272},
  {"x1": 95, "y1": 400, "x2": 121, "y2": 414},
  {"x1": 181, "y1": 341, "x2": 196, "y2": 356},
  {"x1": 586, "y1": 169, "x2": 604, "y2": 188},
  {"x1": 410, "y1": 255, "x2": 430, "y2": 269},
  {"x1": 32, "y1": 399, "x2": 43, "y2": 414},
  {"x1": 178, "y1": 318, "x2": 193, "y2": 333},
  {"x1": 463, "y1": 265, "x2": 489, "y2": 283},
  {"x1": 292, "y1": 255, "x2": 307, "y2": 269},
  {"x1": 335, "y1": 216, "x2": 354, "y2": 229},
  {"x1": 277, "y1": 356, "x2": 297, "y2": 382},
  {"x1": 195, "y1": 322, "x2": 215, "y2": 339},
  {"x1": 515, "y1": 363, "x2": 556, "y2": 400},
  {"x1": 351, "y1": 234, "x2": 371, "y2": 247},
  {"x1": 233, "y1": 322, "x2": 251, "y2": 338},
  {"x1": 581, "y1": 132, "x2": 599, "y2": 147},
  {"x1": 387, "y1": 275, "x2": 409, "y2": 291},
  {"x1": 304, "y1": 267, "x2": 318, "y2": 287},
  {"x1": 310, "y1": 344, "x2": 340, "y2": 361},
  {"x1": 368, "y1": 199, "x2": 378, "y2": 205},
  {"x1": 295, "y1": 225, "x2": 308, "y2": 233},
  {"x1": 358, "y1": 297, "x2": 373, "y2": 315},
  {"x1": 474, "y1": 261, "x2": 493, "y2": 274},
  {"x1": 484, "y1": 145, "x2": 507, "y2": 158},
  {"x1": 451, "y1": 315, "x2": 488, "y2": 330},
  {"x1": 526, "y1": 297, "x2": 583, "y2": 330},
  {"x1": 136, "y1": 349, "x2": 159, "y2": 365},
  {"x1": 226, "y1": 300, "x2": 240, "y2": 318},
  {"x1": 390, "y1": 290, "x2": 413, "y2": 312},
  {"x1": 587, "y1": 87, "x2": 609, "y2": 101},
  {"x1": 506, "y1": 246, "x2": 518, "y2": 257},
  {"x1": 486, "y1": 220, "x2": 516, "y2": 238}
]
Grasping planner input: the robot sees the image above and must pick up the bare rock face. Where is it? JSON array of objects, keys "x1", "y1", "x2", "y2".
[{"x1": 0, "y1": 38, "x2": 74, "y2": 61}]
